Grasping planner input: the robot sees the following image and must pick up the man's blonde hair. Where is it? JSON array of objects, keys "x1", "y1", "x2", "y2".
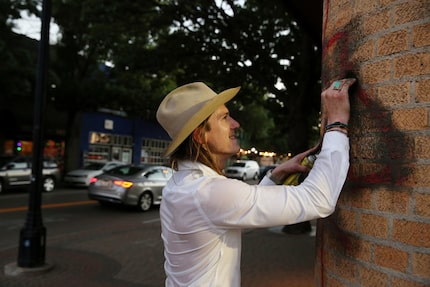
[{"x1": 169, "y1": 119, "x2": 223, "y2": 175}]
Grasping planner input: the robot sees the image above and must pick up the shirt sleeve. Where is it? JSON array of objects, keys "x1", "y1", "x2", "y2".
[
  {"x1": 259, "y1": 171, "x2": 276, "y2": 185},
  {"x1": 195, "y1": 131, "x2": 350, "y2": 228}
]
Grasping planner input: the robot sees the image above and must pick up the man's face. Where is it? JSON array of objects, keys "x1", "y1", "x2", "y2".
[{"x1": 205, "y1": 104, "x2": 241, "y2": 161}]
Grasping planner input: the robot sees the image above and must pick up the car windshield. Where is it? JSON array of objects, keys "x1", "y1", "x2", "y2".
[
  {"x1": 231, "y1": 162, "x2": 246, "y2": 167},
  {"x1": 83, "y1": 163, "x2": 106, "y2": 170},
  {"x1": 106, "y1": 165, "x2": 144, "y2": 176}
]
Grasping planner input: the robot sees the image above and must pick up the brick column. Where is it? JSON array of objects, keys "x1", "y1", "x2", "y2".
[{"x1": 316, "y1": 0, "x2": 430, "y2": 286}]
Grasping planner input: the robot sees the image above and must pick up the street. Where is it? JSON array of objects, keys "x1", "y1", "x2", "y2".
[{"x1": 0, "y1": 186, "x2": 316, "y2": 287}]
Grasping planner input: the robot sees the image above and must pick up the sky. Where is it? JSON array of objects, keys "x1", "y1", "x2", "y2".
[{"x1": 12, "y1": 12, "x2": 59, "y2": 44}]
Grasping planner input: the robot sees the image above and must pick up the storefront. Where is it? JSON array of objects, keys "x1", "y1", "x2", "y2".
[
  {"x1": 80, "y1": 112, "x2": 171, "y2": 167},
  {"x1": 0, "y1": 110, "x2": 171, "y2": 172}
]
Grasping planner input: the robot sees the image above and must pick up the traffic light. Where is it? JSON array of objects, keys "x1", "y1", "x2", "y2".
[{"x1": 16, "y1": 141, "x2": 22, "y2": 152}]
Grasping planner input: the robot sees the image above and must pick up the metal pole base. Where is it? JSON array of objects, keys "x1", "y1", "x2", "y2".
[
  {"x1": 17, "y1": 226, "x2": 47, "y2": 267},
  {"x1": 4, "y1": 261, "x2": 53, "y2": 277}
]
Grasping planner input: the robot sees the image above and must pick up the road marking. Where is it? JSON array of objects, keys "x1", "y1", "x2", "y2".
[
  {"x1": 142, "y1": 218, "x2": 160, "y2": 224},
  {"x1": 0, "y1": 200, "x2": 97, "y2": 213}
]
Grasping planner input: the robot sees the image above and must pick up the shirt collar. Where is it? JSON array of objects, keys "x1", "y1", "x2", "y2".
[{"x1": 177, "y1": 160, "x2": 219, "y2": 177}]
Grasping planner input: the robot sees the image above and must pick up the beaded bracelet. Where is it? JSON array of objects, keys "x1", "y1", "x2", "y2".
[{"x1": 325, "y1": 121, "x2": 348, "y2": 131}]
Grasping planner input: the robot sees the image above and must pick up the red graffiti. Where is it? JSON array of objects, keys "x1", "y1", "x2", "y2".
[{"x1": 320, "y1": 0, "x2": 408, "y2": 187}]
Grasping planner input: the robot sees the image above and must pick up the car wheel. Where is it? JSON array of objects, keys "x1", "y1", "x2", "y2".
[
  {"x1": 241, "y1": 173, "x2": 247, "y2": 181},
  {"x1": 253, "y1": 173, "x2": 259, "y2": 180},
  {"x1": 138, "y1": 191, "x2": 153, "y2": 212},
  {"x1": 43, "y1": 177, "x2": 56, "y2": 192}
]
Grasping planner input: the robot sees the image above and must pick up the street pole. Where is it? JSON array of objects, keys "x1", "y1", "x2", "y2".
[{"x1": 17, "y1": 0, "x2": 51, "y2": 268}]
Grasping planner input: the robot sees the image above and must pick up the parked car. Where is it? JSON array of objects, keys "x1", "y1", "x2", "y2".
[
  {"x1": 0, "y1": 155, "x2": 60, "y2": 193},
  {"x1": 224, "y1": 160, "x2": 260, "y2": 181},
  {"x1": 64, "y1": 161, "x2": 124, "y2": 187},
  {"x1": 88, "y1": 164, "x2": 173, "y2": 212}
]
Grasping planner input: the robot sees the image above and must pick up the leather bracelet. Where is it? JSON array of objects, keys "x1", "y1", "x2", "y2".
[
  {"x1": 325, "y1": 121, "x2": 348, "y2": 131},
  {"x1": 267, "y1": 169, "x2": 284, "y2": 185}
]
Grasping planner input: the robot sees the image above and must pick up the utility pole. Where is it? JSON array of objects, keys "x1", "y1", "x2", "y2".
[{"x1": 17, "y1": 0, "x2": 51, "y2": 268}]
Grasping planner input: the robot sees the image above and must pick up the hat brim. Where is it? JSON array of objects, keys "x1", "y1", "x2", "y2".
[{"x1": 163, "y1": 86, "x2": 241, "y2": 157}]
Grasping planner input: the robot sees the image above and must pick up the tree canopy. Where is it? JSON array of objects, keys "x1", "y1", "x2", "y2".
[
  {"x1": 4, "y1": 0, "x2": 322, "y2": 156},
  {"x1": 0, "y1": 0, "x2": 39, "y2": 103}
]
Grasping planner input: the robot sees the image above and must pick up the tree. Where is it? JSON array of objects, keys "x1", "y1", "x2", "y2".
[
  {"x1": 153, "y1": 0, "x2": 322, "y2": 154},
  {"x1": 0, "y1": 0, "x2": 38, "y2": 101},
  {"x1": 45, "y1": 0, "x2": 321, "y2": 167},
  {"x1": 49, "y1": 0, "x2": 174, "y2": 170},
  {"x1": 0, "y1": 0, "x2": 40, "y2": 140},
  {"x1": 50, "y1": 0, "x2": 176, "y2": 116}
]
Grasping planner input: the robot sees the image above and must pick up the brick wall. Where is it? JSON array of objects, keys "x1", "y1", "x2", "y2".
[{"x1": 316, "y1": 0, "x2": 430, "y2": 286}]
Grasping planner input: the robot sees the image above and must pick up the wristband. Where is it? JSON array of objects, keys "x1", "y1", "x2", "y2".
[{"x1": 325, "y1": 121, "x2": 348, "y2": 131}]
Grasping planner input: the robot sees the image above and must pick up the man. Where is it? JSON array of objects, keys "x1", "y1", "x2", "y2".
[{"x1": 156, "y1": 79, "x2": 354, "y2": 287}]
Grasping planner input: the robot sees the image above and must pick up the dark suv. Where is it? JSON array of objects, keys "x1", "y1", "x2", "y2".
[{"x1": 0, "y1": 155, "x2": 61, "y2": 193}]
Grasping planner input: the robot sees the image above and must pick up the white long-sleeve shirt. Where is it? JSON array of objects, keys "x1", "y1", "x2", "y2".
[{"x1": 160, "y1": 132, "x2": 349, "y2": 287}]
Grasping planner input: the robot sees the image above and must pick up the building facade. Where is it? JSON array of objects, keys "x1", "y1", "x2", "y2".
[
  {"x1": 316, "y1": 0, "x2": 430, "y2": 286},
  {"x1": 78, "y1": 112, "x2": 171, "y2": 167},
  {"x1": 0, "y1": 109, "x2": 171, "y2": 174}
]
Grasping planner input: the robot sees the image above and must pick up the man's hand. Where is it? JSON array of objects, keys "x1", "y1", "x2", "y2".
[
  {"x1": 321, "y1": 78, "x2": 356, "y2": 134},
  {"x1": 270, "y1": 146, "x2": 318, "y2": 184}
]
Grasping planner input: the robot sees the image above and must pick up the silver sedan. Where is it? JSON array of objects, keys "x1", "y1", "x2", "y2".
[{"x1": 88, "y1": 164, "x2": 173, "y2": 212}]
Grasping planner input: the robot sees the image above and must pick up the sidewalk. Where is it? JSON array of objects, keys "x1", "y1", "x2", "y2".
[{"x1": 1, "y1": 227, "x2": 316, "y2": 287}]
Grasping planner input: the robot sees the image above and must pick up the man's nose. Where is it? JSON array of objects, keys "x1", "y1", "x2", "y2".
[{"x1": 231, "y1": 118, "x2": 240, "y2": 129}]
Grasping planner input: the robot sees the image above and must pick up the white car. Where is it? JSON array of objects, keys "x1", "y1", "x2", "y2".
[
  {"x1": 0, "y1": 155, "x2": 61, "y2": 193},
  {"x1": 224, "y1": 160, "x2": 260, "y2": 181},
  {"x1": 64, "y1": 161, "x2": 124, "y2": 187}
]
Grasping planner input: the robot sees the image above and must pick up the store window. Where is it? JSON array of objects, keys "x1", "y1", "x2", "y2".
[
  {"x1": 141, "y1": 138, "x2": 171, "y2": 165},
  {"x1": 86, "y1": 132, "x2": 133, "y2": 165}
]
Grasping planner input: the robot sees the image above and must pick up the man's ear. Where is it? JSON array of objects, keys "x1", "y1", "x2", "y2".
[{"x1": 192, "y1": 127, "x2": 204, "y2": 144}]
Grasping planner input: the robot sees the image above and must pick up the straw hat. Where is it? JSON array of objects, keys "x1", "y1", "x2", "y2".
[{"x1": 156, "y1": 82, "x2": 241, "y2": 157}]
